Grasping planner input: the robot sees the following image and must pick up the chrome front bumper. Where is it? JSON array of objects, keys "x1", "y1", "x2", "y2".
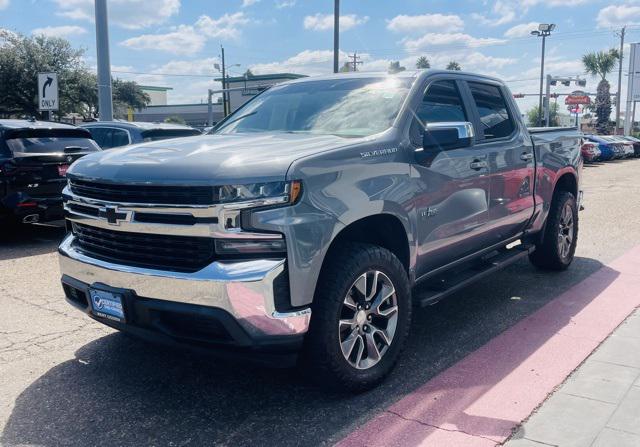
[{"x1": 58, "y1": 234, "x2": 311, "y2": 340}]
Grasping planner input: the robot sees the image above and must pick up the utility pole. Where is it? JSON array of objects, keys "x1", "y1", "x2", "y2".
[
  {"x1": 221, "y1": 46, "x2": 228, "y2": 117},
  {"x1": 333, "y1": 0, "x2": 340, "y2": 73},
  {"x1": 531, "y1": 24, "x2": 555, "y2": 127},
  {"x1": 94, "y1": 0, "x2": 113, "y2": 121},
  {"x1": 615, "y1": 26, "x2": 626, "y2": 134},
  {"x1": 348, "y1": 52, "x2": 363, "y2": 72}
]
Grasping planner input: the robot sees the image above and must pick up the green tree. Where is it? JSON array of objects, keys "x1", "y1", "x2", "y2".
[
  {"x1": 244, "y1": 69, "x2": 254, "y2": 78},
  {"x1": 339, "y1": 62, "x2": 351, "y2": 72},
  {"x1": 0, "y1": 30, "x2": 89, "y2": 118},
  {"x1": 388, "y1": 61, "x2": 406, "y2": 74},
  {"x1": 416, "y1": 56, "x2": 430, "y2": 69},
  {"x1": 527, "y1": 102, "x2": 562, "y2": 127},
  {"x1": 582, "y1": 49, "x2": 620, "y2": 134},
  {"x1": 164, "y1": 115, "x2": 186, "y2": 125},
  {"x1": 112, "y1": 78, "x2": 150, "y2": 118},
  {"x1": 446, "y1": 61, "x2": 461, "y2": 71}
]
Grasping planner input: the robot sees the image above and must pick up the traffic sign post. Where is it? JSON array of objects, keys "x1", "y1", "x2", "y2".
[{"x1": 37, "y1": 72, "x2": 59, "y2": 120}]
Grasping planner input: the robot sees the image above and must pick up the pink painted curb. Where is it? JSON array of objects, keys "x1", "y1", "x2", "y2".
[{"x1": 337, "y1": 246, "x2": 640, "y2": 447}]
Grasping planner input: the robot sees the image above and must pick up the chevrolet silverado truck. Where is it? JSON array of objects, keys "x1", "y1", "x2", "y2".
[{"x1": 59, "y1": 71, "x2": 583, "y2": 391}]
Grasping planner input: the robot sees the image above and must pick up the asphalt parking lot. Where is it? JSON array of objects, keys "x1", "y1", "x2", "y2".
[{"x1": 1, "y1": 159, "x2": 639, "y2": 447}]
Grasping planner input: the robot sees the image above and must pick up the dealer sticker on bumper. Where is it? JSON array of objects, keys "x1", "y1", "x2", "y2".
[{"x1": 89, "y1": 289, "x2": 125, "y2": 323}]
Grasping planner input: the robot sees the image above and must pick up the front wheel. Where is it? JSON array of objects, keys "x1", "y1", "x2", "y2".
[
  {"x1": 301, "y1": 242, "x2": 411, "y2": 392},
  {"x1": 529, "y1": 191, "x2": 578, "y2": 270}
]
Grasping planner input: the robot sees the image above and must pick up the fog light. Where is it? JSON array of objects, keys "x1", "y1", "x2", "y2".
[{"x1": 215, "y1": 238, "x2": 286, "y2": 255}]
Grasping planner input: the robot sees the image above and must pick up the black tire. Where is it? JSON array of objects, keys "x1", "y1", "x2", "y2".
[
  {"x1": 529, "y1": 191, "x2": 578, "y2": 270},
  {"x1": 301, "y1": 242, "x2": 411, "y2": 392}
]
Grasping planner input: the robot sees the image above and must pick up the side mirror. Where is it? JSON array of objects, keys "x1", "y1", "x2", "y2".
[{"x1": 421, "y1": 122, "x2": 474, "y2": 153}]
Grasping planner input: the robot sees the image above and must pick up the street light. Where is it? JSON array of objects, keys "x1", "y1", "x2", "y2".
[{"x1": 531, "y1": 23, "x2": 556, "y2": 127}]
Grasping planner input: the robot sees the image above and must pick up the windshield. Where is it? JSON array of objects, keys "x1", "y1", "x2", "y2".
[
  {"x1": 215, "y1": 77, "x2": 413, "y2": 138},
  {"x1": 5, "y1": 129, "x2": 100, "y2": 154}
]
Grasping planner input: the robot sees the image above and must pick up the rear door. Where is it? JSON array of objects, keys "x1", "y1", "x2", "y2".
[
  {"x1": 463, "y1": 80, "x2": 535, "y2": 242},
  {"x1": 4, "y1": 128, "x2": 101, "y2": 198},
  {"x1": 409, "y1": 77, "x2": 493, "y2": 276}
]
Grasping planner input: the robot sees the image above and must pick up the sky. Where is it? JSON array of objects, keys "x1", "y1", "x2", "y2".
[{"x1": 2, "y1": 0, "x2": 640, "y2": 114}]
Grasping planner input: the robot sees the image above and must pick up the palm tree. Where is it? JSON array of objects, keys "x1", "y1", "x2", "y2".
[
  {"x1": 388, "y1": 61, "x2": 406, "y2": 74},
  {"x1": 582, "y1": 49, "x2": 620, "y2": 134},
  {"x1": 416, "y1": 56, "x2": 430, "y2": 69},
  {"x1": 446, "y1": 61, "x2": 461, "y2": 71}
]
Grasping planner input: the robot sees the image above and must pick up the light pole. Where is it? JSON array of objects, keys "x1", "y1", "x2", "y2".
[
  {"x1": 95, "y1": 0, "x2": 113, "y2": 121},
  {"x1": 531, "y1": 23, "x2": 555, "y2": 127},
  {"x1": 333, "y1": 0, "x2": 339, "y2": 73}
]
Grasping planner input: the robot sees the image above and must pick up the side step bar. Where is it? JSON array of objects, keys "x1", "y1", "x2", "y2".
[{"x1": 414, "y1": 245, "x2": 534, "y2": 307}]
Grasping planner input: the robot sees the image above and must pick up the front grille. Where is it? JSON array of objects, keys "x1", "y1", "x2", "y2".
[
  {"x1": 69, "y1": 178, "x2": 216, "y2": 205},
  {"x1": 72, "y1": 223, "x2": 215, "y2": 272}
]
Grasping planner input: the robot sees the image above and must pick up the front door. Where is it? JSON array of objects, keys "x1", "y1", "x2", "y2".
[{"x1": 409, "y1": 79, "x2": 493, "y2": 278}]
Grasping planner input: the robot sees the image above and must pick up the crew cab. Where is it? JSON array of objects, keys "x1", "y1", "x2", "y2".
[
  {"x1": 0, "y1": 119, "x2": 100, "y2": 225},
  {"x1": 80, "y1": 121, "x2": 201, "y2": 150},
  {"x1": 58, "y1": 71, "x2": 582, "y2": 391}
]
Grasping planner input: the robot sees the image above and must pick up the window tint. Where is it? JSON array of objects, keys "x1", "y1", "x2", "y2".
[
  {"x1": 4, "y1": 128, "x2": 100, "y2": 153},
  {"x1": 416, "y1": 80, "x2": 466, "y2": 124},
  {"x1": 111, "y1": 129, "x2": 130, "y2": 147},
  {"x1": 468, "y1": 82, "x2": 514, "y2": 140},
  {"x1": 86, "y1": 127, "x2": 109, "y2": 148}
]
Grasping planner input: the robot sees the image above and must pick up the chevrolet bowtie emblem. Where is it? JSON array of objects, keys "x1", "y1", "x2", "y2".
[{"x1": 99, "y1": 206, "x2": 129, "y2": 225}]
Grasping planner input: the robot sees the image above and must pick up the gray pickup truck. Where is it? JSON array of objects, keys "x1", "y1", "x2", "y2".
[{"x1": 59, "y1": 71, "x2": 582, "y2": 391}]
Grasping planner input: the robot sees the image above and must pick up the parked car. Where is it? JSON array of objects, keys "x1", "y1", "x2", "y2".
[
  {"x1": 605, "y1": 136, "x2": 634, "y2": 158},
  {"x1": 620, "y1": 135, "x2": 640, "y2": 157},
  {"x1": 584, "y1": 135, "x2": 616, "y2": 160},
  {"x1": 580, "y1": 141, "x2": 601, "y2": 162},
  {"x1": 60, "y1": 71, "x2": 583, "y2": 391},
  {"x1": 80, "y1": 121, "x2": 201, "y2": 149},
  {"x1": 0, "y1": 119, "x2": 100, "y2": 225}
]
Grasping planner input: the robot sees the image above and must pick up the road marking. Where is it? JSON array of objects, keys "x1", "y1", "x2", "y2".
[{"x1": 337, "y1": 246, "x2": 640, "y2": 447}]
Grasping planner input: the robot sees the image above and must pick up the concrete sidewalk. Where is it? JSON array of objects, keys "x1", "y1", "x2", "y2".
[{"x1": 507, "y1": 309, "x2": 640, "y2": 447}]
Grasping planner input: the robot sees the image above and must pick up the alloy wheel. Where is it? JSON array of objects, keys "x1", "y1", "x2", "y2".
[
  {"x1": 338, "y1": 270, "x2": 399, "y2": 370},
  {"x1": 558, "y1": 203, "x2": 574, "y2": 259}
]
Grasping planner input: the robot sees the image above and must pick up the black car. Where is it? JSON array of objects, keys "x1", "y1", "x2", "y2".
[
  {"x1": 0, "y1": 119, "x2": 100, "y2": 225},
  {"x1": 80, "y1": 121, "x2": 201, "y2": 149}
]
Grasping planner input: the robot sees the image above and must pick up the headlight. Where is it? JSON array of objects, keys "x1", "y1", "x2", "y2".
[
  {"x1": 218, "y1": 180, "x2": 302, "y2": 205},
  {"x1": 215, "y1": 238, "x2": 286, "y2": 255}
]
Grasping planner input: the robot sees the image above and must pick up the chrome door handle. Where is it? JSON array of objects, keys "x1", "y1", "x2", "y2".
[
  {"x1": 470, "y1": 160, "x2": 488, "y2": 170},
  {"x1": 520, "y1": 152, "x2": 534, "y2": 161}
]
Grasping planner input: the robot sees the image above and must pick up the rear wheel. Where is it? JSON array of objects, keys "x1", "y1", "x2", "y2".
[
  {"x1": 301, "y1": 242, "x2": 411, "y2": 392},
  {"x1": 529, "y1": 191, "x2": 578, "y2": 270}
]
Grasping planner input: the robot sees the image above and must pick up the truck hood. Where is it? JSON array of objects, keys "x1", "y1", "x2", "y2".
[{"x1": 68, "y1": 133, "x2": 357, "y2": 185}]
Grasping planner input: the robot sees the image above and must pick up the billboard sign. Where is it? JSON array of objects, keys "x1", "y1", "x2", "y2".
[{"x1": 565, "y1": 91, "x2": 591, "y2": 105}]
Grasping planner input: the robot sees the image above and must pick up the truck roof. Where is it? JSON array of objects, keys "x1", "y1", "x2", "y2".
[{"x1": 281, "y1": 70, "x2": 504, "y2": 85}]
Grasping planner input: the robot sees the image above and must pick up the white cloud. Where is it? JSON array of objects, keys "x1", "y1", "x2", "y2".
[
  {"x1": 0, "y1": 0, "x2": 9, "y2": 11},
  {"x1": 251, "y1": 49, "x2": 345, "y2": 75},
  {"x1": 597, "y1": 5, "x2": 640, "y2": 29},
  {"x1": 242, "y1": 0, "x2": 259, "y2": 7},
  {"x1": 31, "y1": 25, "x2": 87, "y2": 38},
  {"x1": 195, "y1": 12, "x2": 250, "y2": 39},
  {"x1": 275, "y1": 0, "x2": 296, "y2": 8},
  {"x1": 120, "y1": 25, "x2": 206, "y2": 55},
  {"x1": 54, "y1": 0, "x2": 180, "y2": 30},
  {"x1": 471, "y1": 1, "x2": 517, "y2": 27},
  {"x1": 403, "y1": 33, "x2": 506, "y2": 52},
  {"x1": 120, "y1": 12, "x2": 250, "y2": 55},
  {"x1": 504, "y1": 22, "x2": 540, "y2": 38},
  {"x1": 386, "y1": 14, "x2": 464, "y2": 33},
  {"x1": 303, "y1": 13, "x2": 368, "y2": 31}
]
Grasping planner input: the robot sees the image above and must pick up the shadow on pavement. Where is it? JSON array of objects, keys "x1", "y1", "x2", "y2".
[
  {"x1": 0, "y1": 222, "x2": 66, "y2": 261},
  {"x1": 1, "y1": 256, "x2": 608, "y2": 447}
]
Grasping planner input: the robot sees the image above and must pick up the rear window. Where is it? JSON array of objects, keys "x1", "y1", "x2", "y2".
[
  {"x1": 5, "y1": 128, "x2": 100, "y2": 154},
  {"x1": 141, "y1": 129, "x2": 201, "y2": 142},
  {"x1": 467, "y1": 82, "x2": 515, "y2": 140}
]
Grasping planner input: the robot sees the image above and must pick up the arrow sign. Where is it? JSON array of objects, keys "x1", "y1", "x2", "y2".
[{"x1": 37, "y1": 72, "x2": 59, "y2": 111}]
